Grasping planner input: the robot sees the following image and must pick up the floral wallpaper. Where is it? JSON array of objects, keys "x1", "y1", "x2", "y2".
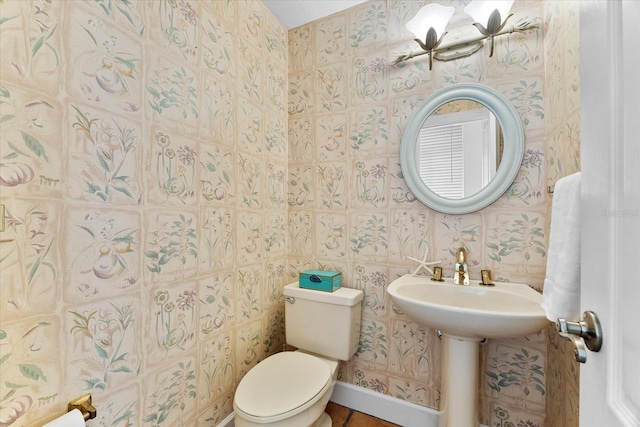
[
  {"x1": 0, "y1": 1, "x2": 288, "y2": 426},
  {"x1": 0, "y1": 1, "x2": 581, "y2": 427},
  {"x1": 287, "y1": 1, "x2": 578, "y2": 426},
  {"x1": 542, "y1": 1, "x2": 581, "y2": 426}
]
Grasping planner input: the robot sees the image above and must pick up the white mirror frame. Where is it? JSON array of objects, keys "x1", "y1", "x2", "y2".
[{"x1": 400, "y1": 83, "x2": 524, "y2": 214}]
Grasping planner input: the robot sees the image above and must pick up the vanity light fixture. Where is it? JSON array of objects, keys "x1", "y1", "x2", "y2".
[
  {"x1": 393, "y1": 0, "x2": 538, "y2": 68},
  {"x1": 404, "y1": 3, "x2": 455, "y2": 70},
  {"x1": 464, "y1": 0, "x2": 515, "y2": 57}
]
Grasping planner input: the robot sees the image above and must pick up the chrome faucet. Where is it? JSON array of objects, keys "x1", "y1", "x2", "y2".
[{"x1": 454, "y1": 247, "x2": 469, "y2": 285}]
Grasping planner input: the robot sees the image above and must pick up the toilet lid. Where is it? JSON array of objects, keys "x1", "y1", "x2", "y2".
[{"x1": 234, "y1": 352, "x2": 331, "y2": 419}]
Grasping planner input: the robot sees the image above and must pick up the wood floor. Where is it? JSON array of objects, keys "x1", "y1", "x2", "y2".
[{"x1": 326, "y1": 402, "x2": 400, "y2": 427}]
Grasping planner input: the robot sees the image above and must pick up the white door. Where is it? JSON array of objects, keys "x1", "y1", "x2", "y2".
[{"x1": 580, "y1": 0, "x2": 640, "y2": 426}]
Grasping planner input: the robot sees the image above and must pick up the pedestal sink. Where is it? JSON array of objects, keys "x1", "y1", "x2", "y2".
[{"x1": 387, "y1": 274, "x2": 548, "y2": 427}]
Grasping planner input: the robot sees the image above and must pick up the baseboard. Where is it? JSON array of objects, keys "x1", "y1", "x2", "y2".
[
  {"x1": 329, "y1": 381, "x2": 439, "y2": 427},
  {"x1": 217, "y1": 411, "x2": 235, "y2": 427},
  {"x1": 221, "y1": 382, "x2": 490, "y2": 427}
]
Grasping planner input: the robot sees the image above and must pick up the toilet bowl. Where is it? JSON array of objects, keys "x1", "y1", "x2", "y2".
[
  {"x1": 233, "y1": 282, "x2": 363, "y2": 427},
  {"x1": 233, "y1": 351, "x2": 338, "y2": 427}
]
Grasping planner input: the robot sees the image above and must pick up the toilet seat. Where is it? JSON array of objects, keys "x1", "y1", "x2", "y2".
[{"x1": 234, "y1": 352, "x2": 332, "y2": 423}]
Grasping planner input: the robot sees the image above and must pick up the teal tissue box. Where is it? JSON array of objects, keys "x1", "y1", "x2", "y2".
[{"x1": 299, "y1": 270, "x2": 342, "y2": 292}]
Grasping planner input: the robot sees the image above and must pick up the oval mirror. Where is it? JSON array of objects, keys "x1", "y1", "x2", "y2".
[{"x1": 400, "y1": 83, "x2": 524, "y2": 214}]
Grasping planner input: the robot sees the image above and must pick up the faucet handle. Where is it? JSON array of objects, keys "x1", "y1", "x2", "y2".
[
  {"x1": 431, "y1": 266, "x2": 444, "y2": 282},
  {"x1": 480, "y1": 270, "x2": 495, "y2": 286}
]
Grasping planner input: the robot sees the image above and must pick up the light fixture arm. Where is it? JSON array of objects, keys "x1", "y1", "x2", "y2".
[
  {"x1": 393, "y1": 17, "x2": 537, "y2": 67},
  {"x1": 413, "y1": 28, "x2": 448, "y2": 70},
  {"x1": 471, "y1": 12, "x2": 514, "y2": 57}
]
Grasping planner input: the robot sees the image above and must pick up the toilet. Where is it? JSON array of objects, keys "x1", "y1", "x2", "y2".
[{"x1": 233, "y1": 282, "x2": 363, "y2": 427}]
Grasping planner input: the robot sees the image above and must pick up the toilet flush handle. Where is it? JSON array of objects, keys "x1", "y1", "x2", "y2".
[{"x1": 284, "y1": 296, "x2": 295, "y2": 304}]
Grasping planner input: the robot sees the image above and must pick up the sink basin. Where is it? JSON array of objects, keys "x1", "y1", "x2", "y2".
[{"x1": 387, "y1": 274, "x2": 547, "y2": 339}]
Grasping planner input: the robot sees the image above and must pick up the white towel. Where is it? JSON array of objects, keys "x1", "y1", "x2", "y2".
[{"x1": 541, "y1": 172, "x2": 581, "y2": 322}]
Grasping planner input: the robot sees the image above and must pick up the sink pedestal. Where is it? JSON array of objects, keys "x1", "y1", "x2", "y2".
[{"x1": 439, "y1": 334, "x2": 481, "y2": 427}]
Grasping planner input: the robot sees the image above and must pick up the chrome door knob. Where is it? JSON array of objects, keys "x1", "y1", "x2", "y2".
[{"x1": 556, "y1": 310, "x2": 603, "y2": 363}]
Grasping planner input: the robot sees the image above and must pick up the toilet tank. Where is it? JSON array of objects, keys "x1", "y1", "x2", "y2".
[{"x1": 283, "y1": 282, "x2": 363, "y2": 361}]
